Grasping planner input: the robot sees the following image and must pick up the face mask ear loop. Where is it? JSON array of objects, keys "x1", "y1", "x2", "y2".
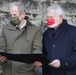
[{"x1": 18, "y1": 12, "x2": 24, "y2": 21}]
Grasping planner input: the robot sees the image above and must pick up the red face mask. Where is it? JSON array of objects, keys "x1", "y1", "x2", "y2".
[{"x1": 47, "y1": 18, "x2": 55, "y2": 26}]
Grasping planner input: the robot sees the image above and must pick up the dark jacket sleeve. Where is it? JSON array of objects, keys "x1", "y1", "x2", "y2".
[
  {"x1": 42, "y1": 34, "x2": 48, "y2": 75},
  {"x1": 42, "y1": 36, "x2": 47, "y2": 55},
  {"x1": 60, "y1": 30, "x2": 76, "y2": 69}
]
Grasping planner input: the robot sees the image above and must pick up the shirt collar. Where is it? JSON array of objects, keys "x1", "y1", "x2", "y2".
[{"x1": 16, "y1": 20, "x2": 27, "y2": 30}]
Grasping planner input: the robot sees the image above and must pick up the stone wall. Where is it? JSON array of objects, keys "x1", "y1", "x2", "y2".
[
  {"x1": 0, "y1": 0, "x2": 76, "y2": 29},
  {"x1": 0, "y1": 0, "x2": 76, "y2": 74}
]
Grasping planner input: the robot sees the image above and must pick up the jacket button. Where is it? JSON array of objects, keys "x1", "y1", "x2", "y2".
[
  {"x1": 65, "y1": 63, "x2": 68, "y2": 66},
  {"x1": 53, "y1": 45, "x2": 55, "y2": 47}
]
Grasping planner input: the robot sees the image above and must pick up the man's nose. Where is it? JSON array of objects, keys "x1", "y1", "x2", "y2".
[
  {"x1": 11, "y1": 15, "x2": 15, "y2": 17},
  {"x1": 10, "y1": 14, "x2": 15, "y2": 17},
  {"x1": 46, "y1": 17, "x2": 51, "y2": 20}
]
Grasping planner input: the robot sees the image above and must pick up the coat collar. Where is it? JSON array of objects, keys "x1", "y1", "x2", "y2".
[
  {"x1": 8, "y1": 23, "x2": 16, "y2": 30},
  {"x1": 56, "y1": 19, "x2": 68, "y2": 31},
  {"x1": 8, "y1": 20, "x2": 33, "y2": 42},
  {"x1": 54, "y1": 19, "x2": 68, "y2": 38},
  {"x1": 8, "y1": 20, "x2": 33, "y2": 30},
  {"x1": 46, "y1": 19, "x2": 68, "y2": 42}
]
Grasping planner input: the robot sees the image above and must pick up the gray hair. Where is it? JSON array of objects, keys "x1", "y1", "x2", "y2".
[
  {"x1": 47, "y1": 4, "x2": 64, "y2": 17},
  {"x1": 9, "y1": 2, "x2": 26, "y2": 14}
]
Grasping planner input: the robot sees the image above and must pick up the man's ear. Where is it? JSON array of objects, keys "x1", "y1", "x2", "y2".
[
  {"x1": 60, "y1": 15, "x2": 63, "y2": 19},
  {"x1": 59, "y1": 15, "x2": 63, "y2": 23},
  {"x1": 22, "y1": 12, "x2": 26, "y2": 18}
]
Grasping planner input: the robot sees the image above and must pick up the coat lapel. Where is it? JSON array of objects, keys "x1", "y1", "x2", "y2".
[
  {"x1": 46, "y1": 28, "x2": 54, "y2": 42},
  {"x1": 15, "y1": 20, "x2": 32, "y2": 40},
  {"x1": 46, "y1": 20, "x2": 68, "y2": 42},
  {"x1": 54, "y1": 20, "x2": 68, "y2": 41},
  {"x1": 8, "y1": 20, "x2": 32, "y2": 41}
]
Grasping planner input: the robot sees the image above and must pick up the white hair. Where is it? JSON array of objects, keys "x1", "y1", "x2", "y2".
[
  {"x1": 47, "y1": 4, "x2": 64, "y2": 17},
  {"x1": 9, "y1": 2, "x2": 26, "y2": 14}
]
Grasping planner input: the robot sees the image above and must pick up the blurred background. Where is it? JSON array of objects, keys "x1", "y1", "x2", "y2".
[{"x1": 0, "y1": 0, "x2": 76, "y2": 75}]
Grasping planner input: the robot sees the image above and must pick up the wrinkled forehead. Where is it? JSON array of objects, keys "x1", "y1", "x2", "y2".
[
  {"x1": 9, "y1": 5, "x2": 20, "y2": 17},
  {"x1": 47, "y1": 9, "x2": 57, "y2": 18},
  {"x1": 10, "y1": 5, "x2": 19, "y2": 12}
]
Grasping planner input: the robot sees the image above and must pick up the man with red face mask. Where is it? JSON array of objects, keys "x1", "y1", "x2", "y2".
[{"x1": 34, "y1": 4, "x2": 76, "y2": 75}]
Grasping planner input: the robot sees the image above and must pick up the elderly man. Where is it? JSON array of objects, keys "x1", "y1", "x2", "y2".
[
  {"x1": 0, "y1": 2, "x2": 42, "y2": 75},
  {"x1": 34, "y1": 4, "x2": 76, "y2": 75}
]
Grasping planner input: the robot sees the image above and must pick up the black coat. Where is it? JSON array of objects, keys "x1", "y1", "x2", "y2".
[{"x1": 42, "y1": 20, "x2": 76, "y2": 75}]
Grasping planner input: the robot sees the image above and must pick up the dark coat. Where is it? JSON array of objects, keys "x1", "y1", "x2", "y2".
[{"x1": 42, "y1": 20, "x2": 76, "y2": 75}]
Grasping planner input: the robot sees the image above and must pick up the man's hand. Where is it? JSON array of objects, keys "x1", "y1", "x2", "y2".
[
  {"x1": 0, "y1": 55, "x2": 7, "y2": 62},
  {"x1": 49, "y1": 59, "x2": 60, "y2": 68},
  {"x1": 34, "y1": 61, "x2": 42, "y2": 67}
]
